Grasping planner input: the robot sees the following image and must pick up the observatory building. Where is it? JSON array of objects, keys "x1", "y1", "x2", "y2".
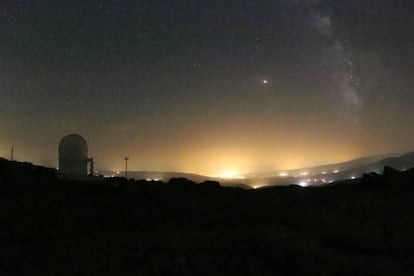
[{"x1": 58, "y1": 134, "x2": 94, "y2": 178}]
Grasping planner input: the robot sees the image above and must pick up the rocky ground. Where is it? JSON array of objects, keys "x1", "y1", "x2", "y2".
[{"x1": 1, "y1": 158, "x2": 414, "y2": 275}]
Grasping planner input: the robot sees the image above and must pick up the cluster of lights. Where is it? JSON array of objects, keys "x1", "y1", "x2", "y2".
[
  {"x1": 101, "y1": 166, "x2": 359, "y2": 187},
  {"x1": 251, "y1": 183, "x2": 267, "y2": 189},
  {"x1": 298, "y1": 181, "x2": 308, "y2": 187},
  {"x1": 297, "y1": 177, "x2": 331, "y2": 187},
  {"x1": 102, "y1": 171, "x2": 122, "y2": 178},
  {"x1": 247, "y1": 168, "x2": 352, "y2": 187}
]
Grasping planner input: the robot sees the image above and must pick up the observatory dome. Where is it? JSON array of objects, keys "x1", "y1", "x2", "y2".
[
  {"x1": 59, "y1": 134, "x2": 88, "y2": 158},
  {"x1": 58, "y1": 134, "x2": 89, "y2": 177}
]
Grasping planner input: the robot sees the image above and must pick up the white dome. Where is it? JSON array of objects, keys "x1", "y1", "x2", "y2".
[
  {"x1": 58, "y1": 134, "x2": 89, "y2": 177},
  {"x1": 59, "y1": 134, "x2": 88, "y2": 159}
]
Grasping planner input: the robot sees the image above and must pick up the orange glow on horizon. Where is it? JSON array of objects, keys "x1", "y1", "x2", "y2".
[
  {"x1": 216, "y1": 170, "x2": 246, "y2": 179},
  {"x1": 19, "y1": 122, "x2": 405, "y2": 178},
  {"x1": 105, "y1": 149, "x2": 362, "y2": 177}
]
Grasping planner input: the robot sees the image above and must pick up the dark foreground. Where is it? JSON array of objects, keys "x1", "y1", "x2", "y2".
[{"x1": 1, "y1": 160, "x2": 414, "y2": 275}]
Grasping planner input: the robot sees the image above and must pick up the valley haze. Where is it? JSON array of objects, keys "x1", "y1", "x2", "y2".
[{"x1": 97, "y1": 151, "x2": 414, "y2": 188}]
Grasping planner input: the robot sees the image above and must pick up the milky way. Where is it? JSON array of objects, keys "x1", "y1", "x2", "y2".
[{"x1": 0, "y1": 1, "x2": 413, "y2": 175}]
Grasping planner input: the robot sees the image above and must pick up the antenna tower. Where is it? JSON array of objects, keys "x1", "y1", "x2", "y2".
[{"x1": 124, "y1": 157, "x2": 129, "y2": 178}]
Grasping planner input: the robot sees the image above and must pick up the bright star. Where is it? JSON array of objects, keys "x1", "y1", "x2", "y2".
[{"x1": 262, "y1": 80, "x2": 268, "y2": 84}]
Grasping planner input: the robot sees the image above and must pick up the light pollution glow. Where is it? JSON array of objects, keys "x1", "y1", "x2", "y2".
[
  {"x1": 1, "y1": 1, "x2": 414, "y2": 181},
  {"x1": 2, "y1": 118, "x2": 413, "y2": 178},
  {"x1": 2, "y1": 111, "x2": 414, "y2": 177},
  {"x1": 105, "y1": 146, "x2": 360, "y2": 177}
]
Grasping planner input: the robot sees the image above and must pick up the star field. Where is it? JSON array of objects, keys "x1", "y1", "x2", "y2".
[{"x1": 1, "y1": 0, "x2": 414, "y2": 175}]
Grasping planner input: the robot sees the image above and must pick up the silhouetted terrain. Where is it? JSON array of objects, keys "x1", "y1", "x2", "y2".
[
  {"x1": 2, "y1": 158, "x2": 414, "y2": 275},
  {"x1": 98, "y1": 152, "x2": 414, "y2": 188},
  {"x1": 252, "y1": 153, "x2": 398, "y2": 177},
  {"x1": 97, "y1": 170, "x2": 217, "y2": 184},
  {"x1": 241, "y1": 151, "x2": 414, "y2": 187}
]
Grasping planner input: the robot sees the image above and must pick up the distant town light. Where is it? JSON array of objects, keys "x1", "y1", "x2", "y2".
[
  {"x1": 218, "y1": 171, "x2": 245, "y2": 179},
  {"x1": 252, "y1": 183, "x2": 266, "y2": 189}
]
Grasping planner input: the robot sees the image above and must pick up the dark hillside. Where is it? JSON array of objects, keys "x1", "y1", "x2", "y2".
[{"x1": 1, "y1": 160, "x2": 414, "y2": 275}]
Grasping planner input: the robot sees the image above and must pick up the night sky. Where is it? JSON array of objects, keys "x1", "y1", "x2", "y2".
[{"x1": 1, "y1": 0, "x2": 414, "y2": 176}]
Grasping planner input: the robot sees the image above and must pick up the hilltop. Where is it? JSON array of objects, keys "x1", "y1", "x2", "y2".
[{"x1": 1, "y1": 158, "x2": 414, "y2": 275}]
